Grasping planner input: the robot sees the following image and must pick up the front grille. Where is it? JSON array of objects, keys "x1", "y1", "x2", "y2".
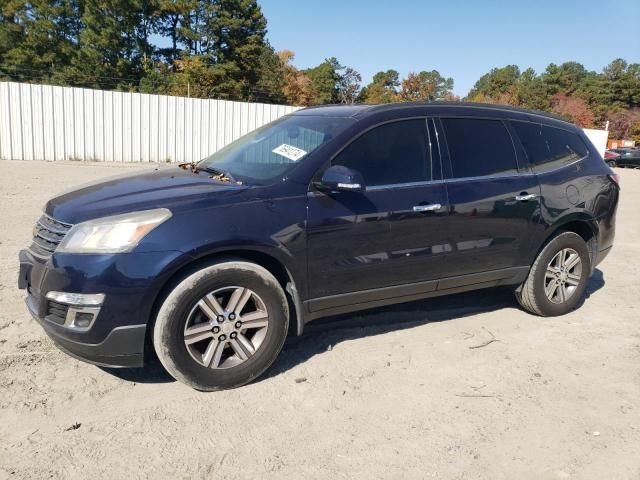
[{"x1": 29, "y1": 214, "x2": 73, "y2": 258}]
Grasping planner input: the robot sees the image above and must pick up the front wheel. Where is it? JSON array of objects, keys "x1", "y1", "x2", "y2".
[
  {"x1": 607, "y1": 160, "x2": 617, "y2": 167},
  {"x1": 516, "y1": 231, "x2": 591, "y2": 316},
  {"x1": 153, "y1": 260, "x2": 289, "y2": 391}
]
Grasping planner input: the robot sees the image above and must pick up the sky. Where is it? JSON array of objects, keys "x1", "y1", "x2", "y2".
[{"x1": 260, "y1": 0, "x2": 640, "y2": 97}]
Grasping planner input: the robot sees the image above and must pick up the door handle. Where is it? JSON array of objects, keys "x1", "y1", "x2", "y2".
[
  {"x1": 515, "y1": 193, "x2": 537, "y2": 202},
  {"x1": 413, "y1": 203, "x2": 442, "y2": 212}
]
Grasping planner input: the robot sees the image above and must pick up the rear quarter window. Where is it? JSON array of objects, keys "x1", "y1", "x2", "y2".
[{"x1": 511, "y1": 121, "x2": 588, "y2": 173}]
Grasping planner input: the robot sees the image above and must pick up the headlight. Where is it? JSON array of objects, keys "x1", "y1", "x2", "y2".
[{"x1": 57, "y1": 208, "x2": 172, "y2": 254}]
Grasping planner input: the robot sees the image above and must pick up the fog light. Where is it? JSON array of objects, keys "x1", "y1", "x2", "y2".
[{"x1": 73, "y1": 312, "x2": 95, "y2": 328}]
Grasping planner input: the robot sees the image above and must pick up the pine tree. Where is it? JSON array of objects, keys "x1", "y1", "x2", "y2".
[
  {"x1": 156, "y1": 0, "x2": 200, "y2": 62},
  {"x1": 64, "y1": 0, "x2": 146, "y2": 89},
  {"x1": 200, "y1": 0, "x2": 268, "y2": 100},
  {"x1": 359, "y1": 70, "x2": 400, "y2": 104},
  {"x1": 254, "y1": 43, "x2": 287, "y2": 103},
  {"x1": 304, "y1": 57, "x2": 343, "y2": 104},
  {"x1": 0, "y1": 1, "x2": 80, "y2": 83}
]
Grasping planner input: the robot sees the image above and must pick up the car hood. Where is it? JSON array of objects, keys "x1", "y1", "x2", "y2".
[{"x1": 45, "y1": 167, "x2": 248, "y2": 224}]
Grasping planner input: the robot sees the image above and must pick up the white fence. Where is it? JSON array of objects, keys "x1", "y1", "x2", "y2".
[{"x1": 0, "y1": 82, "x2": 299, "y2": 163}]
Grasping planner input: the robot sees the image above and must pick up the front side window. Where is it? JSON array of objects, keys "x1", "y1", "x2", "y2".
[
  {"x1": 441, "y1": 118, "x2": 519, "y2": 179},
  {"x1": 511, "y1": 121, "x2": 588, "y2": 172},
  {"x1": 332, "y1": 119, "x2": 432, "y2": 186},
  {"x1": 198, "y1": 115, "x2": 353, "y2": 185}
]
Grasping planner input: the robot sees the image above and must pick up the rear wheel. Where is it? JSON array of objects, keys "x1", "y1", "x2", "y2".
[
  {"x1": 516, "y1": 231, "x2": 591, "y2": 316},
  {"x1": 607, "y1": 160, "x2": 617, "y2": 167},
  {"x1": 153, "y1": 260, "x2": 289, "y2": 391}
]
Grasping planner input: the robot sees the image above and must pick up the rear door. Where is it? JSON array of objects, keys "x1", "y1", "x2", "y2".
[
  {"x1": 306, "y1": 118, "x2": 449, "y2": 304},
  {"x1": 437, "y1": 117, "x2": 540, "y2": 279}
]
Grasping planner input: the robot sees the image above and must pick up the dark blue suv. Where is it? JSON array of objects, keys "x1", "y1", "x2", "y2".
[{"x1": 19, "y1": 102, "x2": 619, "y2": 390}]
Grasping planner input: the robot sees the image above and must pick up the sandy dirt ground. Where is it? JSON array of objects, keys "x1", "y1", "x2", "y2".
[{"x1": 0, "y1": 160, "x2": 638, "y2": 480}]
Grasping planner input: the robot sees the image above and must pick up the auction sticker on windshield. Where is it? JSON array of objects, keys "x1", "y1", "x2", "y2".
[{"x1": 272, "y1": 144, "x2": 307, "y2": 162}]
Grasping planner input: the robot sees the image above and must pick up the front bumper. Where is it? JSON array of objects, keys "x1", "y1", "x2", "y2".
[
  {"x1": 25, "y1": 293, "x2": 145, "y2": 367},
  {"x1": 19, "y1": 247, "x2": 186, "y2": 368}
]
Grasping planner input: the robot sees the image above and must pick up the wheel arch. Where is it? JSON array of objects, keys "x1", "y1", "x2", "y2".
[
  {"x1": 144, "y1": 248, "x2": 305, "y2": 363},
  {"x1": 534, "y1": 214, "x2": 599, "y2": 270}
]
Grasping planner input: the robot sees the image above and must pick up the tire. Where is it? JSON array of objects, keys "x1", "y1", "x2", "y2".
[
  {"x1": 153, "y1": 260, "x2": 289, "y2": 391},
  {"x1": 607, "y1": 160, "x2": 617, "y2": 167},
  {"x1": 515, "y1": 231, "x2": 591, "y2": 317}
]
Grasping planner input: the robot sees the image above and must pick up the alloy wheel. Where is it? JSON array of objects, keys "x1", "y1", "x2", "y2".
[
  {"x1": 544, "y1": 248, "x2": 582, "y2": 304},
  {"x1": 183, "y1": 286, "x2": 269, "y2": 369}
]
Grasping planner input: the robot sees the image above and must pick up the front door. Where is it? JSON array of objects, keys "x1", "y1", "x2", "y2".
[{"x1": 306, "y1": 118, "x2": 450, "y2": 303}]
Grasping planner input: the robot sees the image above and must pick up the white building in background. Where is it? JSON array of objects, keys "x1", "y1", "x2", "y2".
[{"x1": 582, "y1": 128, "x2": 609, "y2": 157}]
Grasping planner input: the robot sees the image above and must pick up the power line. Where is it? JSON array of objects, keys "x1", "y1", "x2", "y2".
[{"x1": 0, "y1": 64, "x2": 288, "y2": 104}]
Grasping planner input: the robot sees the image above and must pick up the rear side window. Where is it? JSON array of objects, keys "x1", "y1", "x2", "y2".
[
  {"x1": 333, "y1": 119, "x2": 431, "y2": 186},
  {"x1": 511, "y1": 121, "x2": 588, "y2": 172},
  {"x1": 440, "y1": 118, "x2": 518, "y2": 179}
]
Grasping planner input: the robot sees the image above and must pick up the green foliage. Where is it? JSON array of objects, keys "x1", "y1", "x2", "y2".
[
  {"x1": 63, "y1": 0, "x2": 146, "y2": 89},
  {"x1": 155, "y1": 0, "x2": 200, "y2": 60},
  {"x1": 467, "y1": 65, "x2": 521, "y2": 101},
  {"x1": 201, "y1": 0, "x2": 267, "y2": 99},
  {"x1": 465, "y1": 59, "x2": 640, "y2": 131},
  {"x1": 0, "y1": 0, "x2": 638, "y2": 132},
  {"x1": 359, "y1": 70, "x2": 400, "y2": 104},
  {"x1": 254, "y1": 44, "x2": 287, "y2": 103},
  {"x1": 0, "y1": 0, "x2": 80, "y2": 83},
  {"x1": 304, "y1": 57, "x2": 343, "y2": 104}
]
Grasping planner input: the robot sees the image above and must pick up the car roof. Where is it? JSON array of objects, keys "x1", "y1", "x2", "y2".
[
  {"x1": 292, "y1": 101, "x2": 573, "y2": 127},
  {"x1": 292, "y1": 105, "x2": 371, "y2": 117}
]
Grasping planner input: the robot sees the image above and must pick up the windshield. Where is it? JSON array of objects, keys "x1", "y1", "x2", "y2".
[{"x1": 197, "y1": 115, "x2": 353, "y2": 185}]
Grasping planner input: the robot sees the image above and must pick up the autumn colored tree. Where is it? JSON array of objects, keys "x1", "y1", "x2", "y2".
[
  {"x1": 551, "y1": 93, "x2": 594, "y2": 127},
  {"x1": 277, "y1": 50, "x2": 314, "y2": 106},
  {"x1": 398, "y1": 70, "x2": 454, "y2": 101},
  {"x1": 607, "y1": 109, "x2": 640, "y2": 141}
]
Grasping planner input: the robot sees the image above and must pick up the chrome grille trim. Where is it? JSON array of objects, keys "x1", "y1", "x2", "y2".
[
  {"x1": 36, "y1": 217, "x2": 70, "y2": 235},
  {"x1": 29, "y1": 213, "x2": 73, "y2": 259}
]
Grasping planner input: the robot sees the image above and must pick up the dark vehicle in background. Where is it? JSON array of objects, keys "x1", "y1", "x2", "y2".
[
  {"x1": 18, "y1": 102, "x2": 619, "y2": 391},
  {"x1": 608, "y1": 148, "x2": 640, "y2": 168},
  {"x1": 604, "y1": 149, "x2": 621, "y2": 167}
]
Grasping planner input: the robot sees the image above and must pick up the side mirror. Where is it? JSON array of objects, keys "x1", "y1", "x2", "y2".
[{"x1": 317, "y1": 165, "x2": 366, "y2": 193}]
